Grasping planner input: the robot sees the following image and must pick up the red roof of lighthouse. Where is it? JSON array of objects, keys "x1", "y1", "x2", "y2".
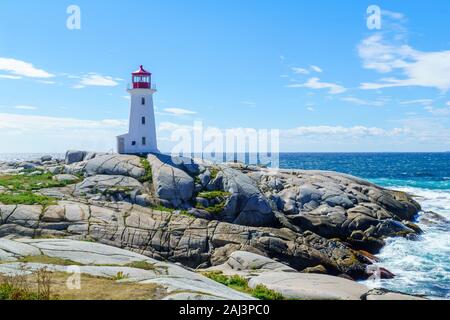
[{"x1": 132, "y1": 65, "x2": 151, "y2": 75}]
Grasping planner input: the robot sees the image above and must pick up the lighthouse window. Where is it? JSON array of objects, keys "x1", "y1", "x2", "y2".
[
  {"x1": 131, "y1": 141, "x2": 136, "y2": 146},
  {"x1": 141, "y1": 117, "x2": 146, "y2": 125},
  {"x1": 142, "y1": 137, "x2": 146, "y2": 145},
  {"x1": 141, "y1": 97, "x2": 145, "y2": 105}
]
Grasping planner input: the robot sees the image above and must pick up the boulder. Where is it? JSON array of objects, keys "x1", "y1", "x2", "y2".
[
  {"x1": 84, "y1": 155, "x2": 145, "y2": 179},
  {"x1": 53, "y1": 174, "x2": 79, "y2": 182},
  {"x1": 65, "y1": 150, "x2": 87, "y2": 164},
  {"x1": 40, "y1": 155, "x2": 53, "y2": 162},
  {"x1": 148, "y1": 154, "x2": 194, "y2": 208},
  {"x1": 248, "y1": 271, "x2": 369, "y2": 300},
  {"x1": 74, "y1": 175, "x2": 144, "y2": 200},
  {"x1": 219, "y1": 166, "x2": 276, "y2": 227}
]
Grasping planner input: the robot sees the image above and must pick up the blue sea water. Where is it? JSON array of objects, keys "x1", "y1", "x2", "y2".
[{"x1": 1, "y1": 152, "x2": 449, "y2": 299}]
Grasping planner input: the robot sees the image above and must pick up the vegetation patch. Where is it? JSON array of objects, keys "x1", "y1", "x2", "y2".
[
  {"x1": 202, "y1": 271, "x2": 285, "y2": 300},
  {"x1": 18, "y1": 255, "x2": 82, "y2": 266},
  {"x1": 139, "y1": 158, "x2": 153, "y2": 183},
  {"x1": 196, "y1": 203, "x2": 226, "y2": 215},
  {"x1": 209, "y1": 167, "x2": 220, "y2": 180},
  {"x1": 0, "y1": 172, "x2": 76, "y2": 192},
  {"x1": 125, "y1": 261, "x2": 157, "y2": 271},
  {"x1": 197, "y1": 191, "x2": 230, "y2": 200},
  {"x1": 0, "y1": 192, "x2": 56, "y2": 206},
  {"x1": 151, "y1": 205, "x2": 174, "y2": 213},
  {"x1": 0, "y1": 267, "x2": 53, "y2": 300},
  {"x1": 0, "y1": 172, "x2": 80, "y2": 206}
]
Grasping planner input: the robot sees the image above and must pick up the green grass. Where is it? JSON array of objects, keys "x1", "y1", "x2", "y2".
[
  {"x1": 195, "y1": 191, "x2": 230, "y2": 215},
  {"x1": 139, "y1": 158, "x2": 153, "y2": 183},
  {"x1": 18, "y1": 255, "x2": 82, "y2": 266},
  {"x1": 197, "y1": 191, "x2": 230, "y2": 200},
  {"x1": 203, "y1": 272, "x2": 285, "y2": 300},
  {"x1": 151, "y1": 205, "x2": 174, "y2": 213},
  {"x1": 196, "y1": 203, "x2": 226, "y2": 215},
  {"x1": 0, "y1": 283, "x2": 41, "y2": 300},
  {"x1": 209, "y1": 167, "x2": 219, "y2": 180},
  {"x1": 125, "y1": 261, "x2": 157, "y2": 271},
  {"x1": 0, "y1": 172, "x2": 79, "y2": 206},
  {"x1": 252, "y1": 284, "x2": 285, "y2": 300},
  {"x1": 0, "y1": 192, "x2": 56, "y2": 206},
  {"x1": 0, "y1": 172, "x2": 76, "y2": 192},
  {"x1": 111, "y1": 271, "x2": 129, "y2": 281}
]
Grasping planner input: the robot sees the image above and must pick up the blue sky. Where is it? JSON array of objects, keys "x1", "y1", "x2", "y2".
[{"x1": 0, "y1": 0, "x2": 449, "y2": 153}]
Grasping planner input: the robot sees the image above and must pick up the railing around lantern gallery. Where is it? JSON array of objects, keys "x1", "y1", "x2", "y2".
[{"x1": 127, "y1": 83, "x2": 157, "y2": 90}]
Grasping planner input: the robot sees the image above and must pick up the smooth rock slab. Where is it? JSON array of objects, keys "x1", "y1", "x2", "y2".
[
  {"x1": 248, "y1": 272, "x2": 368, "y2": 300},
  {"x1": 84, "y1": 155, "x2": 145, "y2": 179}
]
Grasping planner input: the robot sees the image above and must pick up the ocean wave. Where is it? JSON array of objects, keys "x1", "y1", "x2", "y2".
[{"x1": 362, "y1": 186, "x2": 450, "y2": 299}]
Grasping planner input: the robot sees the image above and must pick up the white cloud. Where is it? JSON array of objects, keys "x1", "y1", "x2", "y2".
[
  {"x1": 0, "y1": 113, "x2": 128, "y2": 153},
  {"x1": 288, "y1": 77, "x2": 346, "y2": 94},
  {"x1": 447, "y1": 101, "x2": 450, "y2": 106},
  {"x1": 0, "y1": 74, "x2": 22, "y2": 80},
  {"x1": 341, "y1": 97, "x2": 384, "y2": 107},
  {"x1": 163, "y1": 108, "x2": 197, "y2": 116},
  {"x1": 76, "y1": 74, "x2": 120, "y2": 87},
  {"x1": 240, "y1": 101, "x2": 256, "y2": 107},
  {"x1": 382, "y1": 10, "x2": 405, "y2": 21},
  {"x1": 13, "y1": 105, "x2": 37, "y2": 110},
  {"x1": 0, "y1": 58, "x2": 54, "y2": 78},
  {"x1": 424, "y1": 106, "x2": 450, "y2": 116},
  {"x1": 291, "y1": 67, "x2": 309, "y2": 75},
  {"x1": 283, "y1": 125, "x2": 404, "y2": 138},
  {"x1": 400, "y1": 99, "x2": 433, "y2": 106},
  {"x1": 310, "y1": 65, "x2": 323, "y2": 73},
  {"x1": 358, "y1": 34, "x2": 450, "y2": 91}
]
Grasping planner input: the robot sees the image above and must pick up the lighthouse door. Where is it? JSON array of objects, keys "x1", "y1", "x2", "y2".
[{"x1": 117, "y1": 137, "x2": 125, "y2": 154}]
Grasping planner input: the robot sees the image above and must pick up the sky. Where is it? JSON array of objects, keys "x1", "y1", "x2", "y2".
[{"x1": 0, "y1": 0, "x2": 449, "y2": 153}]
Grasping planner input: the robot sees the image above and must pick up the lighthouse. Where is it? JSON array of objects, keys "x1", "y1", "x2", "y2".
[{"x1": 117, "y1": 65, "x2": 159, "y2": 155}]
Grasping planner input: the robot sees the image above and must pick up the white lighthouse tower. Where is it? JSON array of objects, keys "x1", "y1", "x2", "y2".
[{"x1": 117, "y1": 65, "x2": 159, "y2": 155}]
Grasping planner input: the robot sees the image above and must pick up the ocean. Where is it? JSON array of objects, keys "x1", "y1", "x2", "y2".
[{"x1": 1, "y1": 152, "x2": 449, "y2": 299}]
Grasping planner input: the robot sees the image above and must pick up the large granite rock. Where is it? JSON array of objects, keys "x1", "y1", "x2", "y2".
[
  {"x1": 74, "y1": 175, "x2": 145, "y2": 203},
  {"x1": 0, "y1": 202, "x2": 370, "y2": 280},
  {"x1": 250, "y1": 168, "x2": 421, "y2": 251},
  {"x1": 148, "y1": 154, "x2": 195, "y2": 208},
  {"x1": 217, "y1": 166, "x2": 276, "y2": 227},
  {"x1": 84, "y1": 155, "x2": 145, "y2": 179}
]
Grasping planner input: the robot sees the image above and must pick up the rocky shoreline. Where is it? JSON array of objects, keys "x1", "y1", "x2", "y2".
[{"x1": 0, "y1": 151, "x2": 426, "y2": 300}]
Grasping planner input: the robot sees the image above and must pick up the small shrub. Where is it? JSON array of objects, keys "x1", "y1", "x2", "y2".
[
  {"x1": 36, "y1": 267, "x2": 52, "y2": 300},
  {"x1": 252, "y1": 284, "x2": 284, "y2": 300},
  {"x1": 209, "y1": 167, "x2": 219, "y2": 180},
  {"x1": 112, "y1": 271, "x2": 129, "y2": 281},
  {"x1": 203, "y1": 272, "x2": 286, "y2": 300},
  {"x1": 0, "y1": 266, "x2": 54, "y2": 300},
  {"x1": 197, "y1": 191, "x2": 230, "y2": 200},
  {"x1": 140, "y1": 158, "x2": 153, "y2": 183}
]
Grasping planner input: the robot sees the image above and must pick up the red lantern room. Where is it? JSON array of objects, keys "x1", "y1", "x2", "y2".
[{"x1": 132, "y1": 65, "x2": 152, "y2": 89}]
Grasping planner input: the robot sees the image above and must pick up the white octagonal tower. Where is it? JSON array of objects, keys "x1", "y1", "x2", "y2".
[{"x1": 117, "y1": 65, "x2": 159, "y2": 155}]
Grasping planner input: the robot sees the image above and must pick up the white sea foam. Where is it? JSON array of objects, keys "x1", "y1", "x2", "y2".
[{"x1": 363, "y1": 186, "x2": 450, "y2": 299}]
